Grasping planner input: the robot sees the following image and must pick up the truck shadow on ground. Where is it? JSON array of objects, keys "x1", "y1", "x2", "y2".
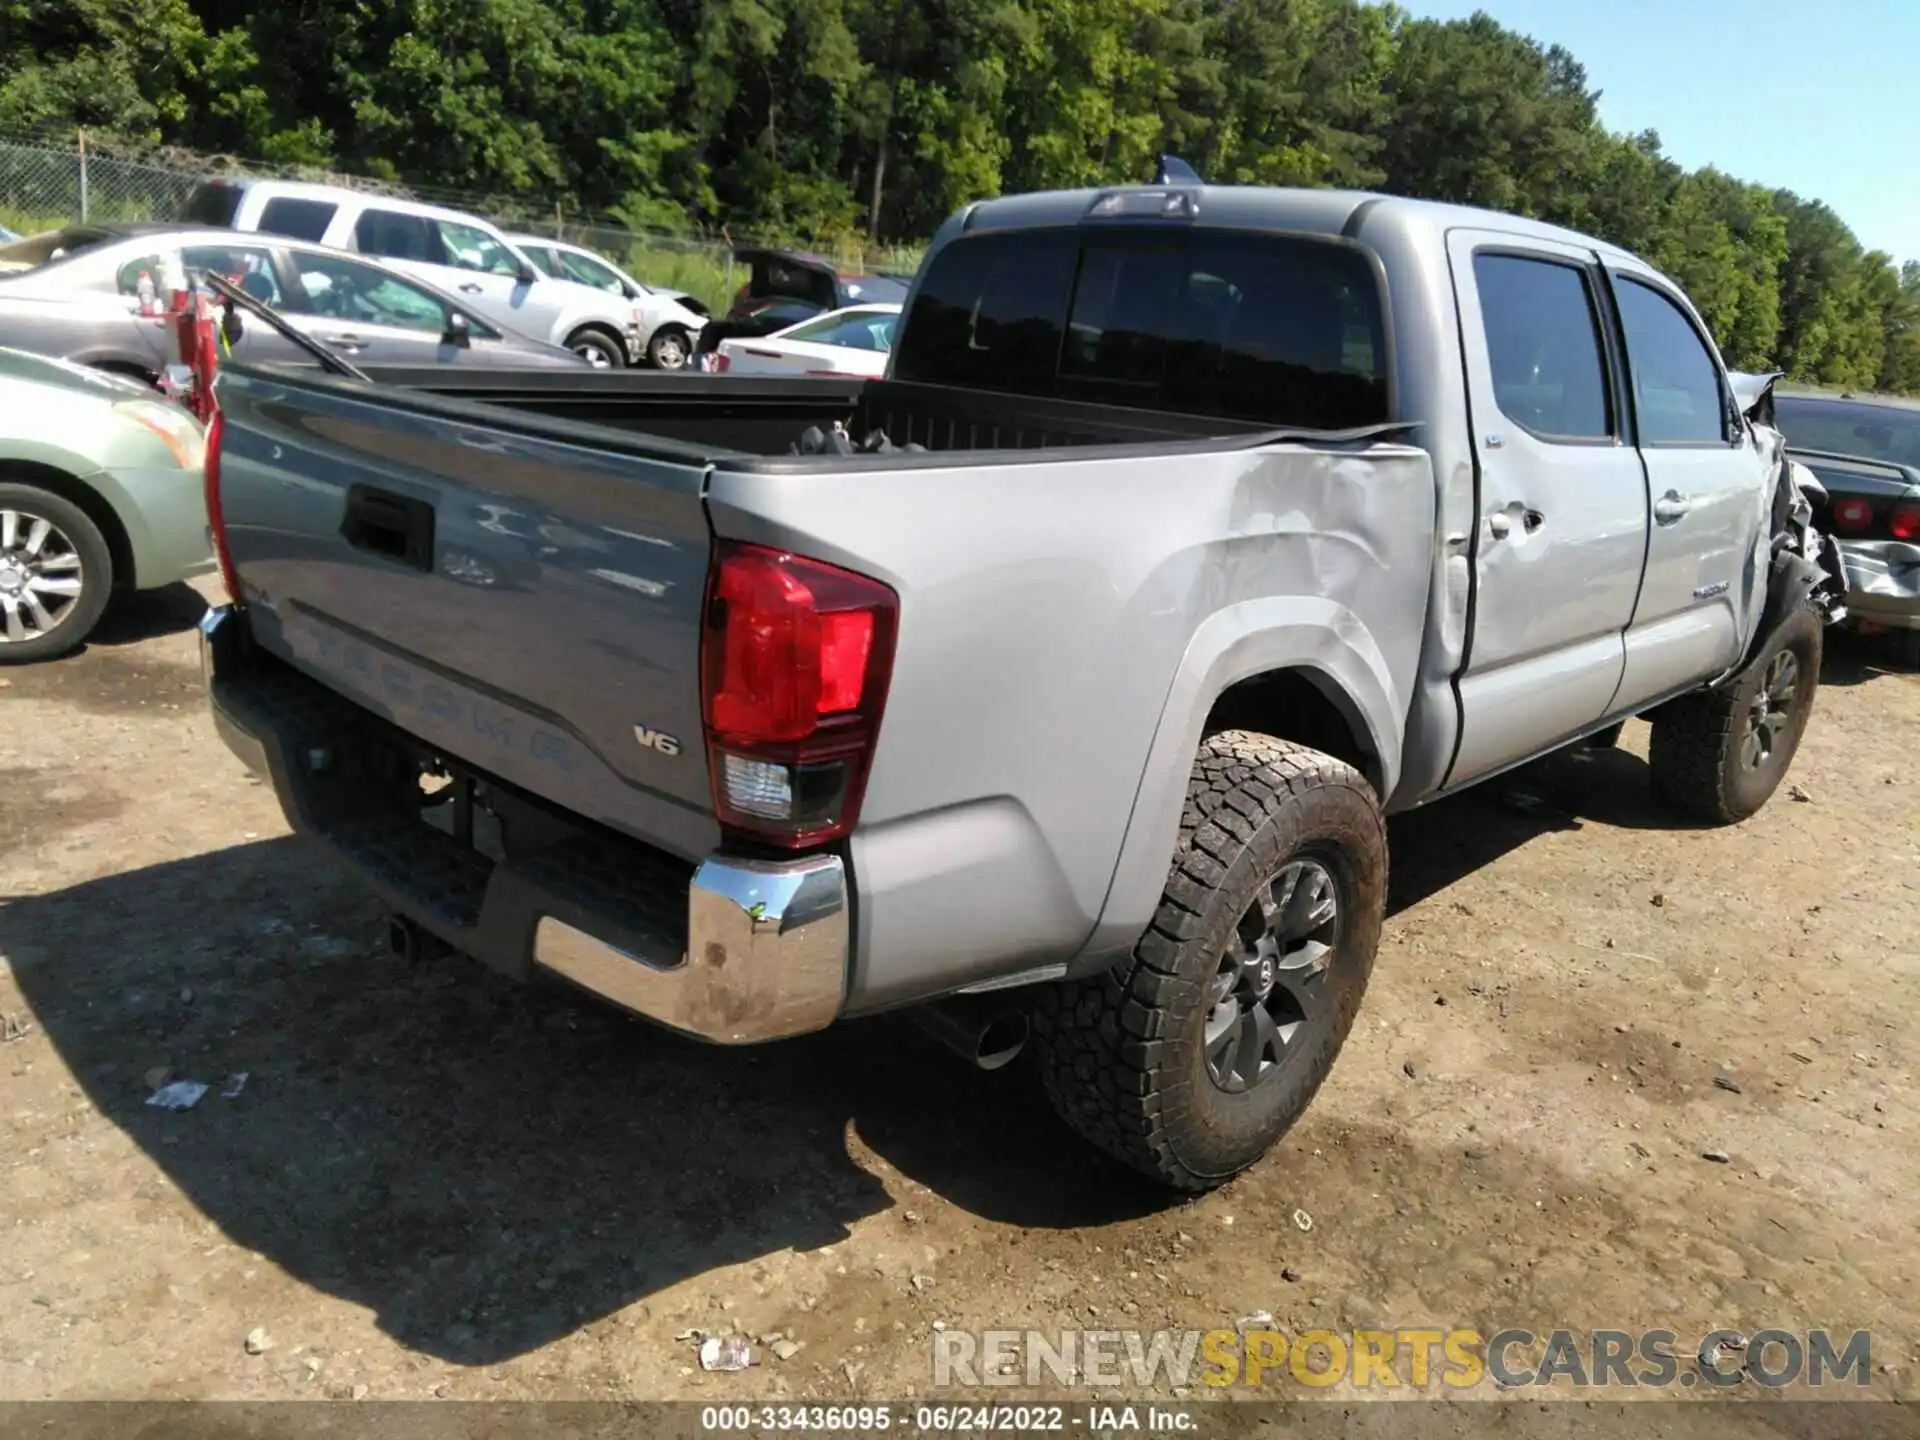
[
  {"x1": 1816, "y1": 627, "x2": 1915, "y2": 687},
  {"x1": 1383, "y1": 737, "x2": 1704, "y2": 916},
  {"x1": 0, "y1": 744, "x2": 1759, "y2": 1368},
  {"x1": 2, "y1": 837, "x2": 1156, "y2": 1366}
]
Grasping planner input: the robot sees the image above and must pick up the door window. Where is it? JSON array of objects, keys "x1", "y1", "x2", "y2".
[
  {"x1": 520, "y1": 245, "x2": 560, "y2": 276},
  {"x1": 114, "y1": 251, "x2": 173, "y2": 298},
  {"x1": 558, "y1": 248, "x2": 628, "y2": 294},
  {"x1": 1472, "y1": 253, "x2": 1612, "y2": 441},
  {"x1": 353, "y1": 209, "x2": 440, "y2": 263},
  {"x1": 434, "y1": 221, "x2": 522, "y2": 277},
  {"x1": 182, "y1": 245, "x2": 284, "y2": 305},
  {"x1": 1613, "y1": 277, "x2": 1730, "y2": 445},
  {"x1": 288, "y1": 253, "x2": 452, "y2": 331},
  {"x1": 256, "y1": 198, "x2": 338, "y2": 244}
]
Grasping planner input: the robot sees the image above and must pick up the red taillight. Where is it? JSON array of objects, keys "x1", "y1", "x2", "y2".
[
  {"x1": 203, "y1": 408, "x2": 242, "y2": 603},
  {"x1": 700, "y1": 541, "x2": 897, "y2": 849},
  {"x1": 1891, "y1": 503, "x2": 1920, "y2": 543},
  {"x1": 712, "y1": 352, "x2": 731, "y2": 373},
  {"x1": 1832, "y1": 497, "x2": 1874, "y2": 534}
]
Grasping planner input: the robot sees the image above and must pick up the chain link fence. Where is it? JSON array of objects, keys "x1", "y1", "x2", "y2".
[{"x1": 0, "y1": 124, "x2": 922, "y2": 314}]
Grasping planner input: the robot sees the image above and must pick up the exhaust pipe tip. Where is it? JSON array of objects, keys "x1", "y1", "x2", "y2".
[
  {"x1": 973, "y1": 1013, "x2": 1029, "y2": 1071},
  {"x1": 911, "y1": 996, "x2": 1031, "y2": 1071},
  {"x1": 385, "y1": 914, "x2": 446, "y2": 965},
  {"x1": 385, "y1": 915, "x2": 418, "y2": 963}
]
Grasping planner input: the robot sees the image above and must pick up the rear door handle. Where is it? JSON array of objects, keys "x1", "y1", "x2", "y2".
[
  {"x1": 1654, "y1": 491, "x2": 1693, "y2": 524},
  {"x1": 320, "y1": 332, "x2": 367, "y2": 351}
]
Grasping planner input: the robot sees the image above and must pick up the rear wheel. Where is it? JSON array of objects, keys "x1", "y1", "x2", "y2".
[
  {"x1": 1031, "y1": 731, "x2": 1386, "y2": 1191},
  {"x1": 648, "y1": 325, "x2": 692, "y2": 371},
  {"x1": 565, "y1": 327, "x2": 626, "y2": 370},
  {"x1": 1648, "y1": 605, "x2": 1822, "y2": 823},
  {"x1": 0, "y1": 484, "x2": 114, "y2": 664}
]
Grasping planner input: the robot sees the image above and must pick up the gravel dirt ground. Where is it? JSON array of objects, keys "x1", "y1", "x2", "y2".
[{"x1": 2, "y1": 577, "x2": 1917, "y2": 1414}]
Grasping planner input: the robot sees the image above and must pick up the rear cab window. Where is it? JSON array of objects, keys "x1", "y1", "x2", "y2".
[
  {"x1": 891, "y1": 226, "x2": 1389, "y2": 429},
  {"x1": 257, "y1": 197, "x2": 338, "y2": 244}
]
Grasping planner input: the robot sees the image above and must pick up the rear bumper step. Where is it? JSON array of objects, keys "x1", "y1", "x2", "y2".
[{"x1": 200, "y1": 605, "x2": 848, "y2": 1044}]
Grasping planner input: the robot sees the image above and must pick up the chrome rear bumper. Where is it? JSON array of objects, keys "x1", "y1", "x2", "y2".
[
  {"x1": 534, "y1": 855, "x2": 847, "y2": 1043},
  {"x1": 201, "y1": 604, "x2": 849, "y2": 1044}
]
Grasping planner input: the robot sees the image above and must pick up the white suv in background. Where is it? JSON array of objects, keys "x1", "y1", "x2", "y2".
[
  {"x1": 508, "y1": 235, "x2": 709, "y2": 371},
  {"x1": 180, "y1": 178, "x2": 642, "y2": 368}
]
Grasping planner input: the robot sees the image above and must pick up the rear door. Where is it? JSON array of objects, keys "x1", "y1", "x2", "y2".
[
  {"x1": 280, "y1": 250, "x2": 456, "y2": 364},
  {"x1": 1445, "y1": 232, "x2": 1649, "y2": 786},
  {"x1": 430, "y1": 219, "x2": 557, "y2": 338},
  {"x1": 1608, "y1": 271, "x2": 1768, "y2": 707},
  {"x1": 178, "y1": 241, "x2": 313, "y2": 367}
]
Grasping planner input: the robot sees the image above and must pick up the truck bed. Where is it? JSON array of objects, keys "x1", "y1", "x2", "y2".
[{"x1": 337, "y1": 366, "x2": 1278, "y2": 463}]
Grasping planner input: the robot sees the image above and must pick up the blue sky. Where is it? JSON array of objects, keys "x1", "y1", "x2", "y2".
[{"x1": 1409, "y1": 0, "x2": 1919, "y2": 264}]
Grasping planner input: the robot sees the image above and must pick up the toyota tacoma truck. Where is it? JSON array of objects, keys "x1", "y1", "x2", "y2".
[{"x1": 199, "y1": 182, "x2": 1839, "y2": 1191}]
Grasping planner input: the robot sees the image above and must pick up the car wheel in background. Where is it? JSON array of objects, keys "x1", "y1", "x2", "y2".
[
  {"x1": 0, "y1": 483, "x2": 114, "y2": 664},
  {"x1": 565, "y1": 328, "x2": 626, "y2": 370},
  {"x1": 648, "y1": 326, "x2": 692, "y2": 371}
]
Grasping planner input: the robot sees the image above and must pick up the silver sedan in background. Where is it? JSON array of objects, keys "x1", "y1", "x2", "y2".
[{"x1": 0, "y1": 223, "x2": 588, "y2": 380}]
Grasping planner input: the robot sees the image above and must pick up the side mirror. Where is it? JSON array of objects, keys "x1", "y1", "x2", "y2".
[
  {"x1": 220, "y1": 301, "x2": 244, "y2": 348},
  {"x1": 444, "y1": 311, "x2": 473, "y2": 348},
  {"x1": 516, "y1": 259, "x2": 538, "y2": 285}
]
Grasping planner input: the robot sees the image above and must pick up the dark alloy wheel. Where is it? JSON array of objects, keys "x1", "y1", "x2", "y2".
[{"x1": 1203, "y1": 857, "x2": 1340, "y2": 1094}]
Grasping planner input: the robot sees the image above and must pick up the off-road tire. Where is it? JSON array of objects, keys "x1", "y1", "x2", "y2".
[
  {"x1": 1031, "y1": 731, "x2": 1387, "y2": 1192},
  {"x1": 0, "y1": 482, "x2": 114, "y2": 664},
  {"x1": 1648, "y1": 605, "x2": 1822, "y2": 824}
]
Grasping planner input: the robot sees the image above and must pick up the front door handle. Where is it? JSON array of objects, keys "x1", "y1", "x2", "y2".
[
  {"x1": 1654, "y1": 491, "x2": 1693, "y2": 525},
  {"x1": 320, "y1": 332, "x2": 367, "y2": 351},
  {"x1": 458, "y1": 283, "x2": 483, "y2": 294}
]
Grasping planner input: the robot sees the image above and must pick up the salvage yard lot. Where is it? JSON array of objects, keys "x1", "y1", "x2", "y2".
[{"x1": 1, "y1": 578, "x2": 1916, "y2": 1404}]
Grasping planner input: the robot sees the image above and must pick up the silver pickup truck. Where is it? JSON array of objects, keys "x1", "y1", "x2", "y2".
[{"x1": 199, "y1": 183, "x2": 1839, "y2": 1191}]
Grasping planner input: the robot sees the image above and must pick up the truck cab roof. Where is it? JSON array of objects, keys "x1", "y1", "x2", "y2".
[{"x1": 951, "y1": 184, "x2": 1648, "y2": 271}]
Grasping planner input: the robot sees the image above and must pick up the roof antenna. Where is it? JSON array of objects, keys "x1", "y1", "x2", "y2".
[{"x1": 1154, "y1": 155, "x2": 1203, "y2": 185}]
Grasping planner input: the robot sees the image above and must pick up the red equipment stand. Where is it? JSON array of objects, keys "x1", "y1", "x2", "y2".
[{"x1": 156, "y1": 280, "x2": 220, "y2": 423}]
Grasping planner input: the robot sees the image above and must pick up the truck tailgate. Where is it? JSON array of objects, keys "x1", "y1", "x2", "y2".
[{"x1": 214, "y1": 367, "x2": 721, "y2": 860}]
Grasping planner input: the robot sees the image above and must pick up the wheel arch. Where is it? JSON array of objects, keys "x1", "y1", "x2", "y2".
[
  {"x1": 1075, "y1": 599, "x2": 1405, "y2": 972},
  {"x1": 0, "y1": 459, "x2": 137, "y2": 591}
]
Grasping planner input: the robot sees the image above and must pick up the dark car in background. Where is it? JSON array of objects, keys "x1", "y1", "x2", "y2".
[
  {"x1": 691, "y1": 247, "x2": 910, "y2": 363},
  {"x1": 1773, "y1": 391, "x2": 1920, "y2": 667},
  {"x1": 0, "y1": 223, "x2": 587, "y2": 380}
]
